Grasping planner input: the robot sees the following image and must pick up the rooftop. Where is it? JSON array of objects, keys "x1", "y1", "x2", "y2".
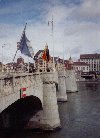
[
  {"x1": 80, "y1": 54, "x2": 100, "y2": 59},
  {"x1": 35, "y1": 50, "x2": 44, "y2": 57},
  {"x1": 73, "y1": 62, "x2": 89, "y2": 66}
]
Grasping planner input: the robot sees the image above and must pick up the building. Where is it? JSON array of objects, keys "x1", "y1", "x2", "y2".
[
  {"x1": 73, "y1": 62, "x2": 89, "y2": 73},
  {"x1": 34, "y1": 49, "x2": 65, "y2": 71},
  {"x1": 54, "y1": 57, "x2": 64, "y2": 71},
  {"x1": 79, "y1": 54, "x2": 100, "y2": 72},
  {"x1": 34, "y1": 49, "x2": 49, "y2": 72},
  {"x1": 34, "y1": 50, "x2": 44, "y2": 71},
  {"x1": 34, "y1": 50, "x2": 55, "y2": 72},
  {"x1": 34, "y1": 43, "x2": 59, "y2": 72},
  {"x1": 6, "y1": 62, "x2": 17, "y2": 72},
  {"x1": 64, "y1": 57, "x2": 74, "y2": 70},
  {"x1": 17, "y1": 57, "x2": 24, "y2": 65},
  {"x1": 0, "y1": 62, "x2": 2, "y2": 72}
]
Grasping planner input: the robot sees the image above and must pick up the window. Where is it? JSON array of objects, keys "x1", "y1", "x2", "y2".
[{"x1": 83, "y1": 67, "x2": 85, "y2": 70}]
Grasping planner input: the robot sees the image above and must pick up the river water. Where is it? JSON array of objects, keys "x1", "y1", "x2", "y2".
[{"x1": 1, "y1": 82, "x2": 100, "y2": 138}]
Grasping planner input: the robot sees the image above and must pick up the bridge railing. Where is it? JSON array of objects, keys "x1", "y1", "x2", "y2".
[{"x1": 0, "y1": 73, "x2": 42, "y2": 98}]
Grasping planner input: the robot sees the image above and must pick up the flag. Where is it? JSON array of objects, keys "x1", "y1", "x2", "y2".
[
  {"x1": 17, "y1": 24, "x2": 34, "y2": 58},
  {"x1": 46, "y1": 48, "x2": 49, "y2": 61},
  {"x1": 42, "y1": 50, "x2": 47, "y2": 61},
  {"x1": 42, "y1": 45, "x2": 50, "y2": 62}
]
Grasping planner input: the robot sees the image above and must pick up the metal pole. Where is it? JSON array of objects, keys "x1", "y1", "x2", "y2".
[
  {"x1": 28, "y1": 57, "x2": 29, "y2": 73},
  {"x1": 48, "y1": 15, "x2": 54, "y2": 64},
  {"x1": 52, "y1": 15, "x2": 54, "y2": 64},
  {"x1": 63, "y1": 41, "x2": 64, "y2": 65},
  {"x1": 13, "y1": 50, "x2": 18, "y2": 63},
  {"x1": 1, "y1": 46, "x2": 3, "y2": 72},
  {"x1": 12, "y1": 49, "x2": 18, "y2": 72}
]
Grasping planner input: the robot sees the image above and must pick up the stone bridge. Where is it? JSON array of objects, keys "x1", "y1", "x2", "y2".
[{"x1": 0, "y1": 70, "x2": 77, "y2": 130}]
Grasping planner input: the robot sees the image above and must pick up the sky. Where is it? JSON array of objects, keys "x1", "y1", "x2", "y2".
[{"x1": 0, "y1": 0, "x2": 100, "y2": 63}]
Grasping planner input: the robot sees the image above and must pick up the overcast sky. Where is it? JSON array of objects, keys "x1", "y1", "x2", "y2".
[{"x1": 0, "y1": 0, "x2": 100, "y2": 63}]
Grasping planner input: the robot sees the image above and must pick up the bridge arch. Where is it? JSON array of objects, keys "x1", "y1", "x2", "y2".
[{"x1": 0, "y1": 96, "x2": 43, "y2": 129}]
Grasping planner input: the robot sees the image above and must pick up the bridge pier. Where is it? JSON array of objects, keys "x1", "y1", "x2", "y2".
[
  {"x1": 40, "y1": 72, "x2": 61, "y2": 130},
  {"x1": 57, "y1": 70, "x2": 67, "y2": 102},
  {"x1": 66, "y1": 70, "x2": 78, "y2": 93}
]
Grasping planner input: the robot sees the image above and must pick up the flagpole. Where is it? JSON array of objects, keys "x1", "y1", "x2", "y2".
[
  {"x1": 48, "y1": 15, "x2": 54, "y2": 64},
  {"x1": 12, "y1": 23, "x2": 27, "y2": 64},
  {"x1": 52, "y1": 15, "x2": 54, "y2": 64},
  {"x1": 14, "y1": 23, "x2": 34, "y2": 73},
  {"x1": 63, "y1": 40, "x2": 64, "y2": 66},
  {"x1": 13, "y1": 50, "x2": 18, "y2": 63},
  {"x1": 28, "y1": 57, "x2": 29, "y2": 73}
]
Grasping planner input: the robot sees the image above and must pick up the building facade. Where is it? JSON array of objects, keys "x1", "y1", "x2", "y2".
[
  {"x1": 73, "y1": 62, "x2": 89, "y2": 73},
  {"x1": 34, "y1": 50, "x2": 65, "y2": 72},
  {"x1": 64, "y1": 57, "x2": 74, "y2": 70},
  {"x1": 79, "y1": 54, "x2": 100, "y2": 72}
]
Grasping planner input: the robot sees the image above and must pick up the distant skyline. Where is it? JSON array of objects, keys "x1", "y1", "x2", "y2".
[{"x1": 0, "y1": 0, "x2": 100, "y2": 63}]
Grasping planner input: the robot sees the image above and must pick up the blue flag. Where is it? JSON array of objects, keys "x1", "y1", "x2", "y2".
[{"x1": 17, "y1": 29, "x2": 34, "y2": 58}]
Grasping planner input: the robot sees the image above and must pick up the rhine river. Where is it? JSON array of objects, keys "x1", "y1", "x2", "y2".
[{"x1": 0, "y1": 82, "x2": 100, "y2": 138}]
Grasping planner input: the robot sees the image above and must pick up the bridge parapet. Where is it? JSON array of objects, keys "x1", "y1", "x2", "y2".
[
  {"x1": 0, "y1": 73, "x2": 42, "y2": 96},
  {"x1": 0, "y1": 73, "x2": 43, "y2": 112},
  {"x1": 40, "y1": 71, "x2": 58, "y2": 84}
]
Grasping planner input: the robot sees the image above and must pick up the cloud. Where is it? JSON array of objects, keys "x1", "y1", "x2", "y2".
[
  {"x1": 0, "y1": 0, "x2": 100, "y2": 63},
  {"x1": 69, "y1": 0, "x2": 100, "y2": 22}
]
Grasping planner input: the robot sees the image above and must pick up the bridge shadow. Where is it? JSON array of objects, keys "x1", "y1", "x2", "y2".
[{"x1": 0, "y1": 96, "x2": 43, "y2": 131}]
